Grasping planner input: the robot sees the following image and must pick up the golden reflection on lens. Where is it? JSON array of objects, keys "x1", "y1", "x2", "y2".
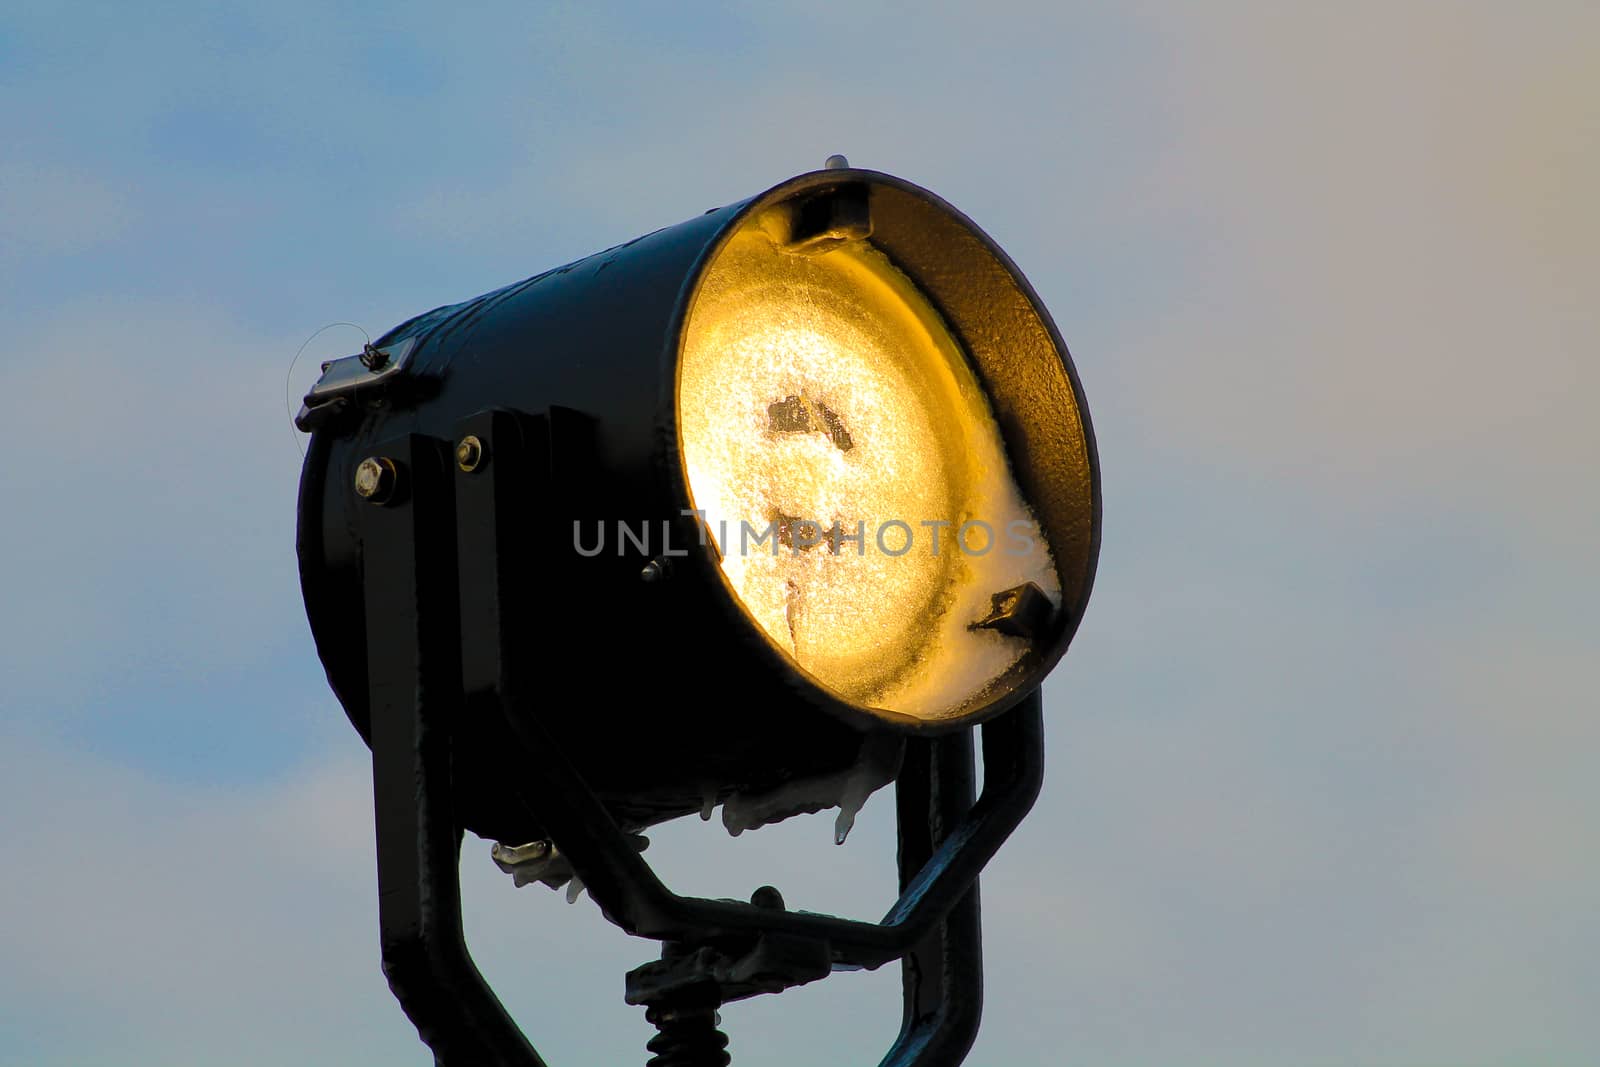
[{"x1": 678, "y1": 214, "x2": 1058, "y2": 719}]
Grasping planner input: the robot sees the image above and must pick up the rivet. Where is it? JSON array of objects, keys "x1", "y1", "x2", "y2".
[{"x1": 750, "y1": 885, "x2": 786, "y2": 911}]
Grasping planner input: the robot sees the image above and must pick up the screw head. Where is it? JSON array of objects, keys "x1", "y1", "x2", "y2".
[
  {"x1": 456, "y1": 435, "x2": 485, "y2": 473},
  {"x1": 354, "y1": 457, "x2": 398, "y2": 504}
]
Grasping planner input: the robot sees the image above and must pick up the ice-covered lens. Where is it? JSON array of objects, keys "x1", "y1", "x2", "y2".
[{"x1": 678, "y1": 214, "x2": 1059, "y2": 719}]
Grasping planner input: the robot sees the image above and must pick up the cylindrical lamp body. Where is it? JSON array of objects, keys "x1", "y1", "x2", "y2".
[{"x1": 297, "y1": 169, "x2": 1098, "y2": 841}]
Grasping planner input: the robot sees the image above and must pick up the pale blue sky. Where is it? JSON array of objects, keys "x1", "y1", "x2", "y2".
[{"x1": 2, "y1": 3, "x2": 1596, "y2": 1065}]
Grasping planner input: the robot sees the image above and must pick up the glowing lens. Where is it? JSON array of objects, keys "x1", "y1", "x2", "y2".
[{"x1": 678, "y1": 214, "x2": 1058, "y2": 720}]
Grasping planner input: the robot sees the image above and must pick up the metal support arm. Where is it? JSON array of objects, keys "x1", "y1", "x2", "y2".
[
  {"x1": 353, "y1": 417, "x2": 1048, "y2": 1066},
  {"x1": 360, "y1": 433, "x2": 548, "y2": 1066}
]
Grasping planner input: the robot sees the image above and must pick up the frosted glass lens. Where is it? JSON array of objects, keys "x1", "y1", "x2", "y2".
[{"x1": 678, "y1": 217, "x2": 1058, "y2": 720}]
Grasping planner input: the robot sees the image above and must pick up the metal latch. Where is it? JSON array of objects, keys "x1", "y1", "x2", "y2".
[{"x1": 294, "y1": 336, "x2": 420, "y2": 432}]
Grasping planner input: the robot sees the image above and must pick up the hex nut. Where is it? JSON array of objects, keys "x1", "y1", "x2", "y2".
[
  {"x1": 456, "y1": 435, "x2": 486, "y2": 473},
  {"x1": 354, "y1": 456, "x2": 399, "y2": 504}
]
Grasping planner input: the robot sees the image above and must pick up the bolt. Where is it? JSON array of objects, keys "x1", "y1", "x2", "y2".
[
  {"x1": 354, "y1": 457, "x2": 398, "y2": 504},
  {"x1": 823, "y1": 153, "x2": 850, "y2": 170},
  {"x1": 641, "y1": 559, "x2": 665, "y2": 583},
  {"x1": 456, "y1": 435, "x2": 485, "y2": 473},
  {"x1": 491, "y1": 840, "x2": 552, "y2": 866}
]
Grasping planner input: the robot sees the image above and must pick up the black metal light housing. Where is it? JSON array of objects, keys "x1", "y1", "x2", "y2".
[
  {"x1": 299, "y1": 166, "x2": 1097, "y2": 842},
  {"x1": 295, "y1": 164, "x2": 1099, "y2": 1066}
]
